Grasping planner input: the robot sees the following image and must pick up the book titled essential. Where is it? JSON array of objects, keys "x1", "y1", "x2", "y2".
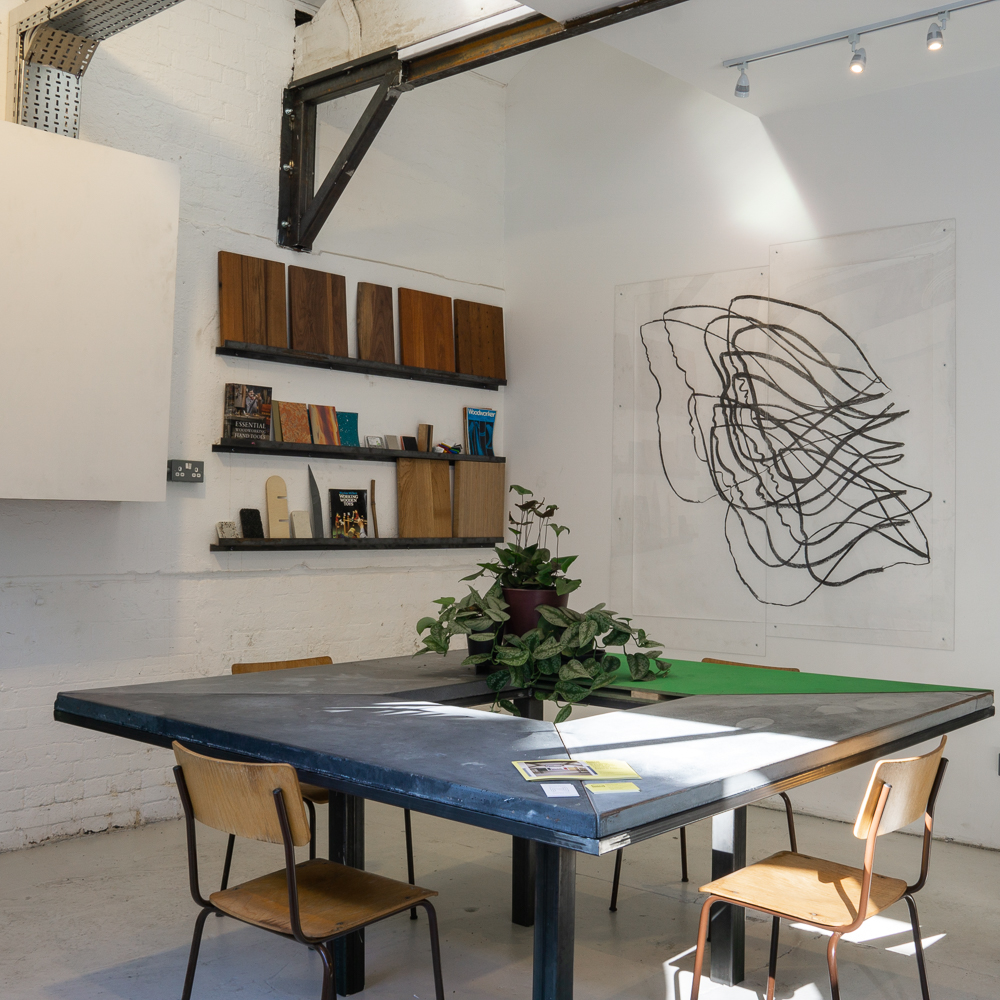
[
  {"x1": 309, "y1": 404, "x2": 340, "y2": 445},
  {"x1": 329, "y1": 489, "x2": 368, "y2": 538},
  {"x1": 336, "y1": 411, "x2": 360, "y2": 448},
  {"x1": 223, "y1": 384, "x2": 272, "y2": 440},
  {"x1": 464, "y1": 406, "x2": 496, "y2": 457},
  {"x1": 276, "y1": 401, "x2": 312, "y2": 444}
]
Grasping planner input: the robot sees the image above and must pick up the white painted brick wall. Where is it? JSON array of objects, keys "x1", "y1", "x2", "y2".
[{"x1": 0, "y1": 0, "x2": 509, "y2": 851}]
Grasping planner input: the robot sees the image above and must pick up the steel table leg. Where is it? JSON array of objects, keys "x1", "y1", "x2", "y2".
[
  {"x1": 710, "y1": 807, "x2": 746, "y2": 986},
  {"x1": 533, "y1": 843, "x2": 575, "y2": 1000},
  {"x1": 330, "y1": 793, "x2": 365, "y2": 995},
  {"x1": 512, "y1": 693, "x2": 544, "y2": 927}
]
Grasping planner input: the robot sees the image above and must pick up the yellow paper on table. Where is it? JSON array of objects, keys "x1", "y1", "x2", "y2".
[
  {"x1": 512, "y1": 758, "x2": 639, "y2": 781},
  {"x1": 586, "y1": 782, "x2": 640, "y2": 793}
]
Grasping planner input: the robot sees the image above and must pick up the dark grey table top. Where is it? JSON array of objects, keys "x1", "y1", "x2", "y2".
[{"x1": 54, "y1": 652, "x2": 994, "y2": 854}]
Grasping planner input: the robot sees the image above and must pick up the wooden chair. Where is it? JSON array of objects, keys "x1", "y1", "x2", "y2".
[
  {"x1": 609, "y1": 657, "x2": 799, "y2": 910},
  {"x1": 227, "y1": 656, "x2": 419, "y2": 918},
  {"x1": 172, "y1": 741, "x2": 445, "y2": 1000},
  {"x1": 689, "y1": 737, "x2": 948, "y2": 1000}
]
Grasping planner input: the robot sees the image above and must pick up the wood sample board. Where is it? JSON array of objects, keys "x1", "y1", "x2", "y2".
[
  {"x1": 219, "y1": 251, "x2": 286, "y2": 348},
  {"x1": 454, "y1": 300, "x2": 505, "y2": 380},
  {"x1": 357, "y1": 282, "x2": 394, "y2": 363},
  {"x1": 398, "y1": 288, "x2": 454, "y2": 372},
  {"x1": 453, "y1": 462, "x2": 505, "y2": 538},
  {"x1": 396, "y1": 458, "x2": 451, "y2": 537},
  {"x1": 289, "y1": 265, "x2": 348, "y2": 356}
]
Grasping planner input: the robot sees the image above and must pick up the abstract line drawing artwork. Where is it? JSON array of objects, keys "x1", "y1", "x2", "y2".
[{"x1": 639, "y1": 295, "x2": 931, "y2": 607}]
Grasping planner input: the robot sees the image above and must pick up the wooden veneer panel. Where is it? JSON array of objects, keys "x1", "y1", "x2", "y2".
[
  {"x1": 357, "y1": 282, "x2": 394, "y2": 363},
  {"x1": 396, "y1": 458, "x2": 451, "y2": 538},
  {"x1": 453, "y1": 461, "x2": 504, "y2": 538},
  {"x1": 289, "y1": 265, "x2": 348, "y2": 356},
  {"x1": 398, "y1": 288, "x2": 454, "y2": 372},
  {"x1": 219, "y1": 251, "x2": 287, "y2": 348},
  {"x1": 454, "y1": 300, "x2": 505, "y2": 380}
]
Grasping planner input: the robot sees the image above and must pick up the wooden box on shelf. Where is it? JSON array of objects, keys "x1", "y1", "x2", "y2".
[{"x1": 396, "y1": 458, "x2": 452, "y2": 538}]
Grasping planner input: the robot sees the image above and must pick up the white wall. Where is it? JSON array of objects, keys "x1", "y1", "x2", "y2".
[
  {"x1": 0, "y1": 0, "x2": 507, "y2": 850},
  {"x1": 503, "y1": 36, "x2": 1000, "y2": 848}
]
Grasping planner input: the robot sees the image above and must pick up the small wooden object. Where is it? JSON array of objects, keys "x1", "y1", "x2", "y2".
[
  {"x1": 232, "y1": 656, "x2": 333, "y2": 674},
  {"x1": 357, "y1": 282, "x2": 394, "y2": 363},
  {"x1": 453, "y1": 462, "x2": 504, "y2": 538},
  {"x1": 417, "y1": 423, "x2": 433, "y2": 452},
  {"x1": 218, "y1": 251, "x2": 286, "y2": 348},
  {"x1": 289, "y1": 265, "x2": 348, "y2": 357},
  {"x1": 289, "y1": 510, "x2": 311, "y2": 538},
  {"x1": 398, "y1": 288, "x2": 454, "y2": 372},
  {"x1": 396, "y1": 458, "x2": 451, "y2": 537},
  {"x1": 370, "y1": 478, "x2": 379, "y2": 538},
  {"x1": 454, "y1": 300, "x2": 505, "y2": 379},
  {"x1": 266, "y1": 476, "x2": 290, "y2": 539},
  {"x1": 702, "y1": 657, "x2": 800, "y2": 673}
]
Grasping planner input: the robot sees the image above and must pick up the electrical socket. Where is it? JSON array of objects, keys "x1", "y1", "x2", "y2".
[{"x1": 167, "y1": 460, "x2": 204, "y2": 483}]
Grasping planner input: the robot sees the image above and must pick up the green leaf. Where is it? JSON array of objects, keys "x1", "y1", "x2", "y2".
[
  {"x1": 559, "y1": 659, "x2": 591, "y2": 681},
  {"x1": 498, "y1": 699, "x2": 520, "y2": 717},
  {"x1": 537, "y1": 605, "x2": 574, "y2": 628},
  {"x1": 534, "y1": 655, "x2": 562, "y2": 676},
  {"x1": 416, "y1": 616, "x2": 437, "y2": 633},
  {"x1": 554, "y1": 704, "x2": 573, "y2": 724},
  {"x1": 555, "y1": 577, "x2": 582, "y2": 596},
  {"x1": 509, "y1": 485, "x2": 534, "y2": 496},
  {"x1": 532, "y1": 636, "x2": 563, "y2": 660},
  {"x1": 495, "y1": 646, "x2": 530, "y2": 667},
  {"x1": 627, "y1": 652, "x2": 652, "y2": 681},
  {"x1": 577, "y1": 620, "x2": 599, "y2": 648},
  {"x1": 486, "y1": 669, "x2": 511, "y2": 692},
  {"x1": 604, "y1": 628, "x2": 633, "y2": 647},
  {"x1": 554, "y1": 680, "x2": 589, "y2": 703}
]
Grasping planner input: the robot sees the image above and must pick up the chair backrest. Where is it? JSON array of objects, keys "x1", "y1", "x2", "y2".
[
  {"x1": 172, "y1": 741, "x2": 311, "y2": 847},
  {"x1": 702, "y1": 657, "x2": 800, "y2": 673},
  {"x1": 232, "y1": 655, "x2": 333, "y2": 675},
  {"x1": 854, "y1": 737, "x2": 947, "y2": 839}
]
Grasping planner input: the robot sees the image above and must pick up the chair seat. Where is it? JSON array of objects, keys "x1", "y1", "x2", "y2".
[
  {"x1": 700, "y1": 851, "x2": 907, "y2": 927},
  {"x1": 210, "y1": 859, "x2": 436, "y2": 941},
  {"x1": 299, "y1": 783, "x2": 329, "y2": 804}
]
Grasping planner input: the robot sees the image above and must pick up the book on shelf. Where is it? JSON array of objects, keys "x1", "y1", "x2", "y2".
[
  {"x1": 336, "y1": 411, "x2": 360, "y2": 448},
  {"x1": 385, "y1": 434, "x2": 401, "y2": 451},
  {"x1": 401, "y1": 435, "x2": 419, "y2": 452},
  {"x1": 223, "y1": 383, "x2": 272, "y2": 440},
  {"x1": 309, "y1": 404, "x2": 340, "y2": 446},
  {"x1": 366, "y1": 436, "x2": 386, "y2": 449},
  {"x1": 329, "y1": 489, "x2": 368, "y2": 538},
  {"x1": 276, "y1": 401, "x2": 312, "y2": 444},
  {"x1": 464, "y1": 406, "x2": 496, "y2": 457}
]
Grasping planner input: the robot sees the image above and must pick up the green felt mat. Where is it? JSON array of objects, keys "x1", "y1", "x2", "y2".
[{"x1": 601, "y1": 655, "x2": 971, "y2": 696}]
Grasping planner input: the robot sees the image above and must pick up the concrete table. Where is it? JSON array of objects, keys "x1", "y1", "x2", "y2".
[{"x1": 54, "y1": 652, "x2": 993, "y2": 999}]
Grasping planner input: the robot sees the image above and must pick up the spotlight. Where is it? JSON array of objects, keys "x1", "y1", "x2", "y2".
[
  {"x1": 850, "y1": 37, "x2": 866, "y2": 74},
  {"x1": 735, "y1": 62, "x2": 750, "y2": 98},
  {"x1": 927, "y1": 22, "x2": 944, "y2": 49}
]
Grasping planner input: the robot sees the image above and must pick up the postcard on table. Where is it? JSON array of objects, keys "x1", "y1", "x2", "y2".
[{"x1": 513, "y1": 758, "x2": 639, "y2": 781}]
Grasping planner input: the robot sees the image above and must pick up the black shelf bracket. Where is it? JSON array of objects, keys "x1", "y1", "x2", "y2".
[
  {"x1": 276, "y1": 1, "x2": 692, "y2": 251},
  {"x1": 278, "y1": 50, "x2": 407, "y2": 252},
  {"x1": 211, "y1": 536, "x2": 502, "y2": 552}
]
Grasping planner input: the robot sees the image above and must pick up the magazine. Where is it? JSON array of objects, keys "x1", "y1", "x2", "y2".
[
  {"x1": 329, "y1": 489, "x2": 368, "y2": 539},
  {"x1": 464, "y1": 406, "x2": 496, "y2": 457}
]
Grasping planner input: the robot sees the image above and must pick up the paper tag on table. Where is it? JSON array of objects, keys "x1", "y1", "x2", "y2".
[
  {"x1": 513, "y1": 758, "x2": 639, "y2": 781},
  {"x1": 540, "y1": 783, "x2": 580, "y2": 798},
  {"x1": 585, "y1": 782, "x2": 640, "y2": 793}
]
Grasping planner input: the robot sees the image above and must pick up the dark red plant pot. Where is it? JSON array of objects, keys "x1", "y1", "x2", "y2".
[{"x1": 502, "y1": 587, "x2": 569, "y2": 637}]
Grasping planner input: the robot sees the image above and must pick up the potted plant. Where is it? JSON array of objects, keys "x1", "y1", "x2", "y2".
[
  {"x1": 471, "y1": 603, "x2": 670, "y2": 722},
  {"x1": 415, "y1": 584, "x2": 509, "y2": 672},
  {"x1": 463, "y1": 485, "x2": 581, "y2": 637}
]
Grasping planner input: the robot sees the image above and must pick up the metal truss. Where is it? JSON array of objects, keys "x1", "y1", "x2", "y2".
[{"x1": 278, "y1": 0, "x2": 692, "y2": 251}]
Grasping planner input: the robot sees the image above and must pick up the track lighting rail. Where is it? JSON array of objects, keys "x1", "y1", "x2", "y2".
[{"x1": 723, "y1": 0, "x2": 996, "y2": 69}]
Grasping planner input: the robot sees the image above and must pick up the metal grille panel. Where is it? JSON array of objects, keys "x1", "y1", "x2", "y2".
[
  {"x1": 25, "y1": 26, "x2": 98, "y2": 75},
  {"x1": 49, "y1": 0, "x2": 187, "y2": 41},
  {"x1": 20, "y1": 62, "x2": 83, "y2": 137}
]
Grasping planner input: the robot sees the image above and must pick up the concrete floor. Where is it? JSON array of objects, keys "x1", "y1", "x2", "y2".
[{"x1": 0, "y1": 802, "x2": 997, "y2": 1000}]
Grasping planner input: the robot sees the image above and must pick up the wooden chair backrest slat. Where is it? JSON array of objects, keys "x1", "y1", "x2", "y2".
[
  {"x1": 172, "y1": 742, "x2": 311, "y2": 847},
  {"x1": 853, "y1": 737, "x2": 947, "y2": 839},
  {"x1": 701, "y1": 657, "x2": 800, "y2": 673},
  {"x1": 232, "y1": 656, "x2": 333, "y2": 675}
]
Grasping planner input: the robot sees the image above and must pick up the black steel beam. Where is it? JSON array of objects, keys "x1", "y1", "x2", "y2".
[{"x1": 278, "y1": 0, "x2": 693, "y2": 249}]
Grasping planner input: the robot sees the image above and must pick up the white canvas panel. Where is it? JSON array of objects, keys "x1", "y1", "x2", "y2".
[{"x1": 0, "y1": 122, "x2": 179, "y2": 501}]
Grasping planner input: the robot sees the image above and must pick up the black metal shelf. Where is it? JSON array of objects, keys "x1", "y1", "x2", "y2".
[
  {"x1": 216, "y1": 341, "x2": 506, "y2": 391},
  {"x1": 211, "y1": 537, "x2": 502, "y2": 552},
  {"x1": 213, "y1": 439, "x2": 504, "y2": 464}
]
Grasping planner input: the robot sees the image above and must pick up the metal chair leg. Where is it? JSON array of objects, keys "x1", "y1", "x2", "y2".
[
  {"x1": 689, "y1": 895, "x2": 715, "y2": 1000},
  {"x1": 181, "y1": 906, "x2": 212, "y2": 1000},
  {"x1": 405, "y1": 808, "x2": 417, "y2": 920},
  {"x1": 306, "y1": 798, "x2": 317, "y2": 861},
  {"x1": 905, "y1": 893, "x2": 931, "y2": 1000},
  {"x1": 317, "y1": 941, "x2": 335, "y2": 1000},
  {"x1": 766, "y1": 915, "x2": 780, "y2": 1000},
  {"x1": 609, "y1": 848, "x2": 623, "y2": 911},
  {"x1": 680, "y1": 825, "x2": 689, "y2": 882},
  {"x1": 419, "y1": 900, "x2": 446, "y2": 1000},
  {"x1": 218, "y1": 833, "x2": 236, "y2": 906},
  {"x1": 827, "y1": 932, "x2": 842, "y2": 1000},
  {"x1": 779, "y1": 792, "x2": 798, "y2": 852}
]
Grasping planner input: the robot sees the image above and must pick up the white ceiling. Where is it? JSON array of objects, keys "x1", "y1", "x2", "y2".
[{"x1": 528, "y1": 0, "x2": 1000, "y2": 115}]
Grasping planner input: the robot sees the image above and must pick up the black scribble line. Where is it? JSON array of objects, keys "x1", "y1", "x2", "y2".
[{"x1": 640, "y1": 294, "x2": 931, "y2": 606}]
